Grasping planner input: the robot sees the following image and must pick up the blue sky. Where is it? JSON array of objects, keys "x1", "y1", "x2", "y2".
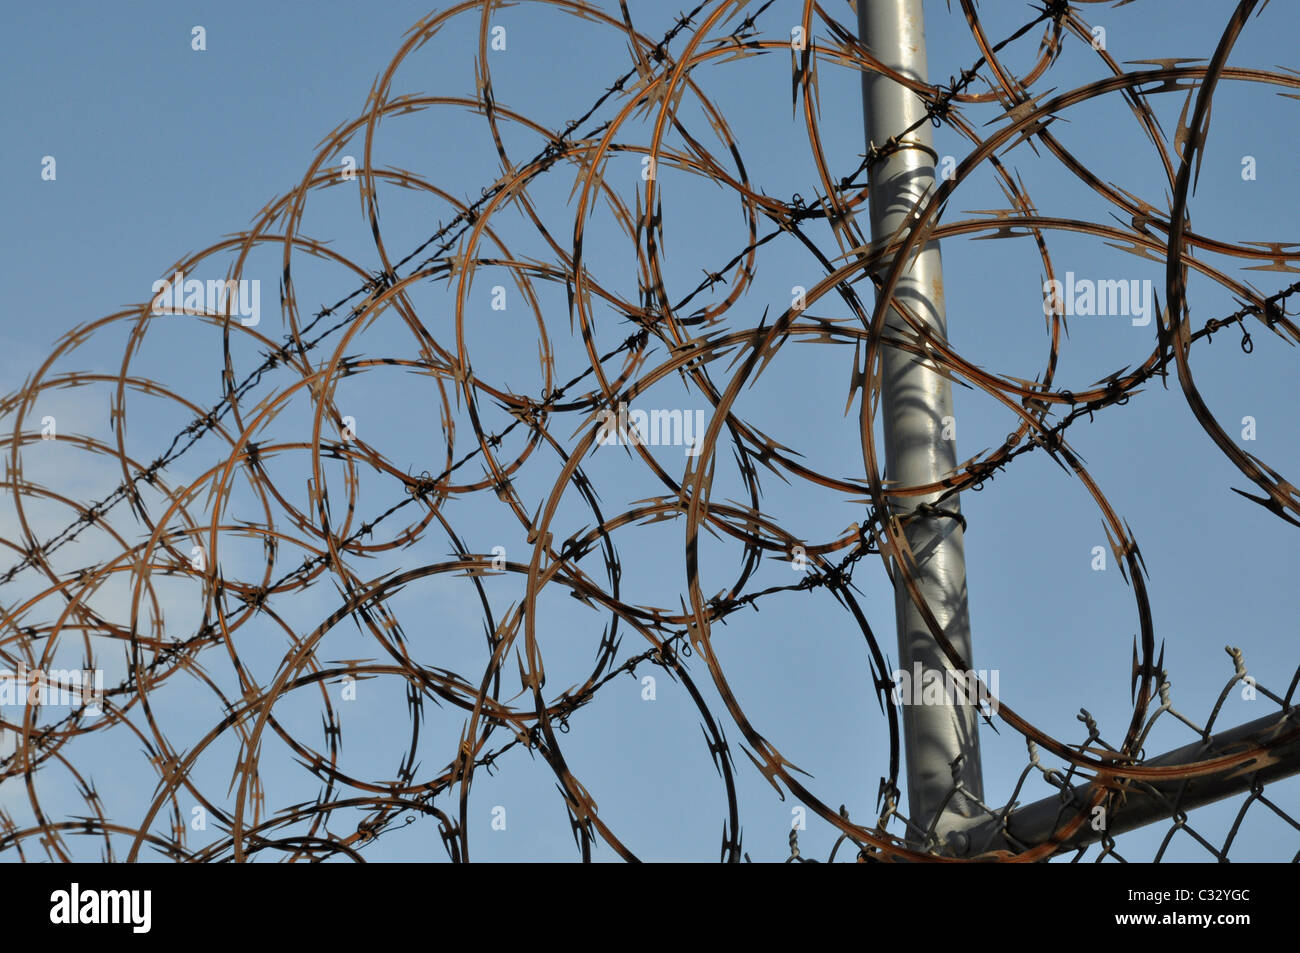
[{"x1": 1, "y1": 0, "x2": 1297, "y2": 862}]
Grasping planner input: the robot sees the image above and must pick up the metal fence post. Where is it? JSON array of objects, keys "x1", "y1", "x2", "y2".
[{"x1": 858, "y1": 0, "x2": 985, "y2": 841}]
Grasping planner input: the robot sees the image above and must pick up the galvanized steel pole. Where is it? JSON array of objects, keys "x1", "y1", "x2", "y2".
[
  {"x1": 858, "y1": 0, "x2": 985, "y2": 841},
  {"x1": 945, "y1": 709, "x2": 1300, "y2": 856}
]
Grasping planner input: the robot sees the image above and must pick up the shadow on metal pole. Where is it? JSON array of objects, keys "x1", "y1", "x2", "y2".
[{"x1": 858, "y1": 0, "x2": 985, "y2": 843}]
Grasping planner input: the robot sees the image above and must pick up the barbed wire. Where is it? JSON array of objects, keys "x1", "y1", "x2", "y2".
[{"x1": 1, "y1": 0, "x2": 1297, "y2": 862}]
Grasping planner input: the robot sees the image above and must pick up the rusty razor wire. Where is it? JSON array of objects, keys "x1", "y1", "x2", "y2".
[{"x1": 1, "y1": 0, "x2": 1298, "y2": 862}]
